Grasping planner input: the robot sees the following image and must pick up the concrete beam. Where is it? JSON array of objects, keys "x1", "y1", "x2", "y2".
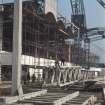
[{"x1": 12, "y1": 0, "x2": 23, "y2": 95}]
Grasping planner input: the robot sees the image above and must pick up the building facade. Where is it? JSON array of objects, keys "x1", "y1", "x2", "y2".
[{"x1": 0, "y1": 0, "x2": 99, "y2": 82}]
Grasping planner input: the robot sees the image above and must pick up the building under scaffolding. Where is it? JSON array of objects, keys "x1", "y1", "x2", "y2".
[
  {"x1": 0, "y1": 1, "x2": 103, "y2": 105},
  {"x1": 0, "y1": 0, "x2": 99, "y2": 81}
]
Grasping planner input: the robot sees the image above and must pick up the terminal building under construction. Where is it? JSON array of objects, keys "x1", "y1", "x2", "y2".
[
  {"x1": 1, "y1": 0, "x2": 105, "y2": 104},
  {"x1": 0, "y1": 0, "x2": 99, "y2": 81}
]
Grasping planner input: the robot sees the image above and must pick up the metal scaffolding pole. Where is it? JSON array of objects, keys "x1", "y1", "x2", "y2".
[
  {"x1": 12, "y1": 0, "x2": 23, "y2": 95},
  {"x1": 0, "y1": 13, "x2": 3, "y2": 84}
]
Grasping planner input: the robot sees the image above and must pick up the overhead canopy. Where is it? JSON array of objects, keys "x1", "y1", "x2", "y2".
[{"x1": 45, "y1": 12, "x2": 56, "y2": 24}]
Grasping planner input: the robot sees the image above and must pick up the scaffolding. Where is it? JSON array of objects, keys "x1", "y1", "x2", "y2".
[{"x1": 0, "y1": 0, "x2": 99, "y2": 82}]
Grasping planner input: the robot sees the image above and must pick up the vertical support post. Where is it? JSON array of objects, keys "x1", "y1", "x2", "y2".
[
  {"x1": 69, "y1": 44, "x2": 71, "y2": 62},
  {"x1": 51, "y1": 69, "x2": 55, "y2": 84},
  {"x1": 77, "y1": 28, "x2": 80, "y2": 65},
  {"x1": 58, "y1": 71, "x2": 61, "y2": 85},
  {"x1": 12, "y1": 0, "x2": 23, "y2": 95},
  {"x1": 0, "y1": 65, "x2": 1, "y2": 84},
  {"x1": 0, "y1": 12, "x2": 3, "y2": 84}
]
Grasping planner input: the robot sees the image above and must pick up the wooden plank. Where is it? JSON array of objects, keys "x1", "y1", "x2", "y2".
[
  {"x1": 0, "y1": 89, "x2": 47, "y2": 104},
  {"x1": 53, "y1": 91, "x2": 79, "y2": 105},
  {"x1": 17, "y1": 91, "x2": 79, "y2": 105},
  {"x1": 63, "y1": 94, "x2": 97, "y2": 105},
  {"x1": 59, "y1": 80, "x2": 78, "y2": 87}
]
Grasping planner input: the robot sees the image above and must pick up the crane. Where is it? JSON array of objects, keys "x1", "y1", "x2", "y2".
[
  {"x1": 69, "y1": 0, "x2": 105, "y2": 68},
  {"x1": 86, "y1": 27, "x2": 105, "y2": 46},
  {"x1": 69, "y1": 0, "x2": 89, "y2": 67},
  {"x1": 70, "y1": 0, "x2": 87, "y2": 37},
  {"x1": 97, "y1": 0, "x2": 105, "y2": 9},
  {"x1": 86, "y1": 27, "x2": 105, "y2": 67}
]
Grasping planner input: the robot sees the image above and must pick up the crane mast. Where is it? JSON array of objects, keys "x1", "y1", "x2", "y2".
[
  {"x1": 70, "y1": 0, "x2": 87, "y2": 36},
  {"x1": 70, "y1": 0, "x2": 89, "y2": 67}
]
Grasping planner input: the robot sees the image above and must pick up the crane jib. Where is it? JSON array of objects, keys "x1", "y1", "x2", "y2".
[{"x1": 97, "y1": 0, "x2": 105, "y2": 9}]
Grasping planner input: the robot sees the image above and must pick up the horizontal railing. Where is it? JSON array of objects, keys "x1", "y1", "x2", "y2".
[{"x1": 43, "y1": 66, "x2": 98, "y2": 87}]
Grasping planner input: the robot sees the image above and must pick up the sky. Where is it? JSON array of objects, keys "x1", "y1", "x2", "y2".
[
  {"x1": 58, "y1": 0, "x2": 105, "y2": 27},
  {"x1": 58, "y1": 0, "x2": 105, "y2": 63},
  {"x1": 0, "y1": 0, "x2": 14, "y2": 4}
]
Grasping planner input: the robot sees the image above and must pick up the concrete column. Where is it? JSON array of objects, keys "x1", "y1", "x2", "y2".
[
  {"x1": 0, "y1": 13, "x2": 3, "y2": 84},
  {"x1": 69, "y1": 45, "x2": 71, "y2": 62},
  {"x1": 58, "y1": 71, "x2": 61, "y2": 85},
  {"x1": 12, "y1": 0, "x2": 23, "y2": 95},
  {"x1": 51, "y1": 69, "x2": 55, "y2": 84},
  {"x1": 0, "y1": 64, "x2": 1, "y2": 84}
]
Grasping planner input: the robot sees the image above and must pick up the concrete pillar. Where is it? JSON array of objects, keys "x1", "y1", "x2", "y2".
[
  {"x1": 58, "y1": 71, "x2": 61, "y2": 85},
  {"x1": 69, "y1": 45, "x2": 71, "y2": 62},
  {"x1": 12, "y1": 0, "x2": 23, "y2": 95},
  {"x1": 51, "y1": 70, "x2": 55, "y2": 84},
  {"x1": 0, "y1": 13, "x2": 3, "y2": 84},
  {"x1": 0, "y1": 64, "x2": 1, "y2": 84}
]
